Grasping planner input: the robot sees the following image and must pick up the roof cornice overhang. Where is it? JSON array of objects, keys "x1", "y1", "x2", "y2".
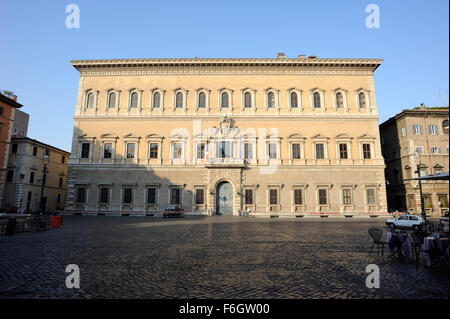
[
  {"x1": 71, "y1": 58, "x2": 383, "y2": 73},
  {"x1": 380, "y1": 109, "x2": 450, "y2": 127}
]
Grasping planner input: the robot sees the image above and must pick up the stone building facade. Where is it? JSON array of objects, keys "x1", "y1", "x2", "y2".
[
  {"x1": 380, "y1": 106, "x2": 449, "y2": 217},
  {"x1": 3, "y1": 137, "x2": 70, "y2": 213},
  {"x1": 0, "y1": 93, "x2": 22, "y2": 207},
  {"x1": 65, "y1": 55, "x2": 388, "y2": 216}
]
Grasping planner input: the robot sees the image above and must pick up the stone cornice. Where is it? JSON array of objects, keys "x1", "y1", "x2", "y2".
[{"x1": 71, "y1": 57, "x2": 383, "y2": 73}]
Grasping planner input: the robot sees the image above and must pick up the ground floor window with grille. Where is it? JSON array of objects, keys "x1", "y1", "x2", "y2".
[
  {"x1": 342, "y1": 188, "x2": 352, "y2": 205},
  {"x1": 438, "y1": 194, "x2": 449, "y2": 208},
  {"x1": 244, "y1": 189, "x2": 253, "y2": 206},
  {"x1": 76, "y1": 186, "x2": 86, "y2": 203},
  {"x1": 195, "y1": 188, "x2": 205, "y2": 205},
  {"x1": 424, "y1": 194, "x2": 432, "y2": 209},
  {"x1": 99, "y1": 187, "x2": 109, "y2": 203},
  {"x1": 319, "y1": 189, "x2": 327, "y2": 205},
  {"x1": 147, "y1": 187, "x2": 157, "y2": 204},
  {"x1": 269, "y1": 189, "x2": 278, "y2": 205},
  {"x1": 171, "y1": 187, "x2": 181, "y2": 205},
  {"x1": 123, "y1": 187, "x2": 133, "y2": 204},
  {"x1": 366, "y1": 189, "x2": 376, "y2": 205},
  {"x1": 294, "y1": 189, "x2": 303, "y2": 205}
]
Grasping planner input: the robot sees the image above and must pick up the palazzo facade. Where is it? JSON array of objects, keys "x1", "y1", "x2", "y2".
[{"x1": 65, "y1": 54, "x2": 388, "y2": 216}]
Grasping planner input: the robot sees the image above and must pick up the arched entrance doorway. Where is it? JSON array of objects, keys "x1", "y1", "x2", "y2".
[{"x1": 216, "y1": 181, "x2": 233, "y2": 215}]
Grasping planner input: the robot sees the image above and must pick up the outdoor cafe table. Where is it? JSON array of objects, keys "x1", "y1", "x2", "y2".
[
  {"x1": 423, "y1": 237, "x2": 449, "y2": 267},
  {"x1": 386, "y1": 231, "x2": 414, "y2": 260}
]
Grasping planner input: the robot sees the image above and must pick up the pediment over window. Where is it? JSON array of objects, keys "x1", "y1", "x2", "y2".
[
  {"x1": 311, "y1": 133, "x2": 329, "y2": 140},
  {"x1": 169, "y1": 133, "x2": 188, "y2": 140},
  {"x1": 335, "y1": 134, "x2": 353, "y2": 140},
  {"x1": 218, "y1": 87, "x2": 233, "y2": 92},
  {"x1": 146, "y1": 134, "x2": 163, "y2": 141},
  {"x1": 288, "y1": 134, "x2": 305, "y2": 140},
  {"x1": 122, "y1": 133, "x2": 141, "y2": 140},
  {"x1": 310, "y1": 87, "x2": 325, "y2": 92},
  {"x1": 333, "y1": 87, "x2": 348, "y2": 92},
  {"x1": 358, "y1": 134, "x2": 375, "y2": 140},
  {"x1": 241, "y1": 87, "x2": 256, "y2": 92},
  {"x1": 78, "y1": 134, "x2": 96, "y2": 141},
  {"x1": 433, "y1": 164, "x2": 444, "y2": 168},
  {"x1": 355, "y1": 87, "x2": 370, "y2": 93},
  {"x1": 100, "y1": 133, "x2": 118, "y2": 139}
]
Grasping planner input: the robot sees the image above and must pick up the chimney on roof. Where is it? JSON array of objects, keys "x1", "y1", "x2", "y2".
[
  {"x1": 298, "y1": 55, "x2": 306, "y2": 59},
  {"x1": 277, "y1": 53, "x2": 286, "y2": 59},
  {"x1": 419, "y1": 103, "x2": 426, "y2": 110},
  {"x1": 308, "y1": 55, "x2": 317, "y2": 59},
  {"x1": 12, "y1": 95, "x2": 17, "y2": 101}
]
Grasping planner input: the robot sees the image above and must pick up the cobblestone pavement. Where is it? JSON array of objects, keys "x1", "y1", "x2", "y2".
[{"x1": 0, "y1": 216, "x2": 448, "y2": 299}]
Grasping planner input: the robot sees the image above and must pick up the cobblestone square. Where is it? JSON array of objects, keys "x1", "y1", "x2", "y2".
[{"x1": 0, "y1": 216, "x2": 448, "y2": 299}]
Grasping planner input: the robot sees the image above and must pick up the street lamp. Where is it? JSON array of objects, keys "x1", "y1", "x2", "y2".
[
  {"x1": 39, "y1": 151, "x2": 50, "y2": 215},
  {"x1": 414, "y1": 151, "x2": 426, "y2": 223}
]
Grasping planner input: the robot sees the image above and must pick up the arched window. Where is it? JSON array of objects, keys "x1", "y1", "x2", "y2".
[
  {"x1": 130, "y1": 92, "x2": 138, "y2": 108},
  {"x1": 176, "y1": 92, "x2": 183, "y2": 108},
  {"x1": 221, "y1": 92, "x2": 229, "y2": 108},
  {"x1": 313, "y1": 92, "x2": 321, "y2": 108},
  {"x1": 290, "y1": 92, "x2": 298, "y2": 108},
  {"x1": 198, "y1": 92, "x2": 206, "y2": 108},
  {"x1": 153, "y1": 92, "x2": 160, "y2": 108},
  {"x1": 336, "y1": 92, "x2": 343, "y2": 108},
  {"x1": 108, "y1": 92, "x2": 116, "y2": 109},
  {"x1": 244, "y1": 92, "x2": 251, "y2": 108},
  {"x1": 442, "y1": 119, "x2": 449, "y2": 134},
  {"x1": 359, "y1": 92, "x2": 366, "y2": 108},
  {"x1": 87, "y1": 93, "x2": 95, "y2": 108},
  {"x1": 268, "y1": 92, "x2": 275, "y2": 108}
]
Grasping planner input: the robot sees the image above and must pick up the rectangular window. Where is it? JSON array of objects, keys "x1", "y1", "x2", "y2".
[
  {"x1": 59, "y1": 177, "x2": 63, "y2": 188},
  {"x1": 173, "y1": 143, "x2": 182, "y2": 159},
  {"x1": 244, "y1": 143, "x2": 253, "y2": 160},
  {"x1": 430, "y1": 146, "x2": 441, "y2": 154},
  {"x1": 363, "y1": 144, "x2": 371, "y2": 159},
  {"x1": 29, "y1": 171, "x2": 35, "y2": 184},
  {"x1": 99, "y1": 187, "x2": 109, "y2": 203},
  {"x1": 319, "y1": 189, "x2": 327, "y2": 205},
  {"x1": 197, "y1": 143, "x2": 205, "y2": 159},
  {"x1": 424, "y1": 194, "x2": 432, "y2": 209},
  {"x1": 419, "y1": 168, "x2": 428, "y2": 177},
  {"x1": 81, "y1": 143, "x2": 90, "y2": 158},
  {"x1": 123, "y1": 188, "x2": 133, "y2": 204},
  {"x1": 27, "y1": 191, "x2": 32, "y2": 201},
  {"x1": 6, "y1": 170, "x2": 14, "y2": 182},
  {"x1": 33, "y1": 146, "x2": 38, "y2": 156},
  {"x1": 413, "y1": 124, "x2": 422, "y2": 135},
  {"x1": 400, "y1": 127, "x2": 407, "y2": 137},
  {"x1": 76, "y1": 187, "x2": 86, "y2": 203},
  {"x1": 292, "y1": 143, "x2": 301, "y2": 159},
  {"x1": 434, "y1": 167, "x2": 443, "y2": 175},
  {"x1": 315, "y1": 143, "x2": 324, "y2": 159},
  {"x1": 366, "y1": 189, "x2": 376, "y2": 205},
  {"x1": 339, "y1": 143, "x2": 348, "y2": 159},
  {"x1": 149, "y1": 143, "x2": 158, "y2": 159},
  {"x1": 269, "y1": 189, "x2": 278, "y2": 205},
  {"x1": 147, "y1": 187, "x2": 157, "y2": 204},
  {"x1": 415, "y1": 146, "x2": 423, "y2": 155},
  {"x1": 195, "y1": 188, "x2": 205, "y2": 205},
  {"x1": 11, "y1": 143, "x2": 18, "y2": 153},
  {"x1": 44, "y1": 149, "x2": 50, "y2": 160},
  {"x1": 438, "y1": 195, "x2": 448, "y2": 208},
  {"x1": 126, "y1": 143, "x2": 135, "y2": 159},
  {"x1": 171, "y1": 188, "x2": 181, "y2": 205},
  {"x1": 245, "y1": 189, "x2": 253, "y2": 205},
  {"x1": 61, "y1": 155, "x2": 65, "y2": 164},
  {"x1": 294, "y1": 189, "x2": 303, "y2": 205},
  {"x1": 343, "y1": 189, "x2": 352, "y2": 205},
  {"x1": 428, "y1": 125, "x2": 438, "y2": 135},
  {"x1": 57, "y1": 194, "x2": 61, "y2": 203},
  {"x1": 268, "y1": 143, "x2": 277, "y2": 159},
  {"x1": 403, "y1": 148, "x2": 409, "y2": 156},
  {"x1": 103, "y1": 143, "x2": 112, "y2": 159},
  {"x1": 216, "y1": 141, "x2": 231, "y2": 158},
  {"x1": 0, "y1": 107, "x2": 3, "y2": 116}
]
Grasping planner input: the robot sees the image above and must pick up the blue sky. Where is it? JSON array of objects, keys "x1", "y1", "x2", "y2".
[{"x1": 0, "y1": 0, "x2": 448, "y2": 152}]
